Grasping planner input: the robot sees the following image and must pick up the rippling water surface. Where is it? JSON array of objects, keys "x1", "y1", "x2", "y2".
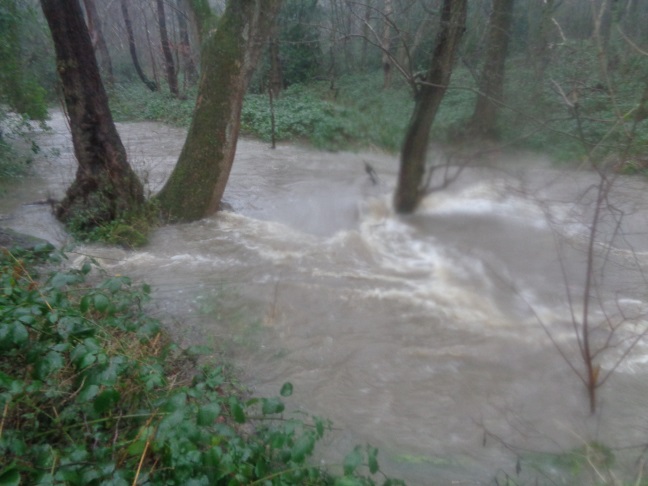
[{"x1": 4, "y1": 111, "x2": 648, "y2": 484}]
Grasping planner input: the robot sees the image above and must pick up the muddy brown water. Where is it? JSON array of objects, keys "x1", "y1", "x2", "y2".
[{"x1": 3, "y1": 111, "x2": 648, "y2": 484}]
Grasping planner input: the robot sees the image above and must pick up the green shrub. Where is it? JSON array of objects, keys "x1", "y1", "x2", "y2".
[{"x1": 109, "y1": 84, "x2": 196, "y2": 127}]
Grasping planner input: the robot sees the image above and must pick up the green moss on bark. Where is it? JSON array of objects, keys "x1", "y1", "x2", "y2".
[{"x1": 155, "y1": 0, "x2": 281, "y2": 222}]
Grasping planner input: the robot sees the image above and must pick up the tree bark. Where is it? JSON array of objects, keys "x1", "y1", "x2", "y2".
[
  {"x1": 120, "y1": 0, "x2": 157, "y2": 91},
  {"x1": 157, "y1": 0, "x2": 179, "y2": 97},
  {"x1": 468, "y1": 0, "x2": 515, "y2": 138},
  {"x1": 360, "y1": 0, "x2": 372, "y2": 71},
  {"x1": 40, "y1": 0, "x2": 144, "y2": 229},
  {"x1": 530, "y1": 0, "x2": 555, "y2": 85},
  {"x1": 82, "y1": 0, "x2": 114, "y2": 85},
  {"x1": 381, "y1": 0, "x2": 393, "y2": 89},
  {"x1": 156, "y1": 0, "x2": 282, "y2": 222},
  {"x1": 176, "y1": 0, "x2": 198, "y2": 86},
  {"x1": 394, "y1": 0, "x2": 467, "y2": 214},
  {"x1": 268, "y1": 30, "x2": 283, "y2": 98}
]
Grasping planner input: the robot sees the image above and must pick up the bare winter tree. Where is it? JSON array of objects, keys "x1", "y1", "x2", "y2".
[
  {"x1": 156, "y1": 0, "x2": 179, "y2": 97},
  {"x1": 467, "y1": 0, "x2": 515, "y2": 138},
  {"x1": 393, "y1": 0, "x2": 467, "y2": 213},
  {"x1": 82, "y1": 0, "x2": 114, "y2": 85},
  {"x1": 121, "y1": 0, "x2": 157, "y2": 91}
]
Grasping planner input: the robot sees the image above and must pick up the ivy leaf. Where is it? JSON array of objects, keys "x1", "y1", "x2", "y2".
[
  {"x1": 280, "y1": 382, "x2": 293, "y2": 397},
  {"x1": 79, "y1": 294, "x2": 91, "y2": 313},
  {"x1": 343, "y1": 446, "x2": 363, "y2": 476},
  {"x1": 80, "y1": 261, "x2": 92, "y2": 275},
  {"x1": 229, "y1": 398, "x2": 246, "y2": 424},
  {"x1": 94, "y1": 389, "x2": 121, "y2": 414},
  {"x1": 261, "y1": 397, "x2": 285, "y2": 415},
  {"x1": 367, "y1": 445, "x2": 379, "y2": 474},
  {"x1": 197, "y1": 402, "x2": 221, "y2": 426},
  {"x1": 34, "y1": 350, "x2": 64, "y2": 380},
  {"x1": 79, "y1": 384, "x2": 99, "y2": 402},
  {"x1": 0, "y1": 467, "x2": 20, "y2": 486},
  {"x1": 93, "y1": 293, "x2": 110, "y2": 313},
  {"x1": 11, "y1": 322, "x2": 28, "y2": 345},
  {"x1": 290, "y1": 434, "x2": 315, "y2": 463}
]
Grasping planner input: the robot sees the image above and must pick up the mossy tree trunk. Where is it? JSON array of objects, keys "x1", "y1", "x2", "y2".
[
  {"x1": 394, "y1": 0, "x2": 467, "y2": 214},
  {"x1": 41, "y1": 0, "x2": 144, "y2": 230},
  {"x1": 156, "y1": 0, "x2": 282, "y2": 222}
]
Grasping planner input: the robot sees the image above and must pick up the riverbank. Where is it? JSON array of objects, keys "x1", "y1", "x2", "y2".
[{"x1": 0, "y1": 242, "x2": 404, "y2": 485}]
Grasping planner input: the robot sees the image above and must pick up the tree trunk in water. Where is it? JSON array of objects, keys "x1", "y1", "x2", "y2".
[
  {"x1": 157, "y1": 0, "x2": 179, "y2": 97},
  {"x1": 120, "y1": 0, "x2": 157, "y2": 91},
  {"x1": 394, "y1": 0, "x2": 467, "y2": 214},
  {"x1": 40, "y1": 0, "x2": 144, "y2": 229},
  {"x1": 156, "y1": 0, "x2": 282, "y2": 222},
  {"x1": 82, "y1": 0, "x2": 114, "y2": 85},
  {"x1": 176, "y1": 0, "x2": 198, "y2": 86},
  {"x1": 468, "y1": 0, "x2": 515, "y2": 138}
]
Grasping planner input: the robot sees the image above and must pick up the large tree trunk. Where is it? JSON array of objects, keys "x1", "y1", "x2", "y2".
[
  {"x1": 156, "y1": 0, "x2": 282, "y2": 222},
  {"x1": 394, "y1": 0, "x2": 467, "y2": 214},
  {"x1": 120, "y1": 0, "x2": 157, "y2": 92},
  {"x1": 468, "y1": 0, "x2": 515, "y2": 138},
  {"x1": 157, "y1": 0, "x2": 179, "y2": 97},
  {"x1": 40, "y1": 0, "x2": 144, "y2": 229},
  {"x1": 82, "y1": 0, "x2": 114, "y2": 85}
]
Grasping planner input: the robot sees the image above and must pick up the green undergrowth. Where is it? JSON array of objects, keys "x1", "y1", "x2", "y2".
[
  {"x1": 109, "y1": 50, "x2": 648, "y2": 164},
  {"x1": 0, "y1": 109, "x2": 45, "y2": 186},
  {"x1": 109, "y1": 84, "x2": 196, "y2": 127},
  {"x1": 0, "y1": 245, "x2": 404, "y2": 485},
  {"x1": 65, "y1": 199, "x2": 161, "y2": 249}
]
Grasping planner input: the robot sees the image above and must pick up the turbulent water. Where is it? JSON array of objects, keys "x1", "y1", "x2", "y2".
[{"x1": 4, "y1": 111, "x2": 648, "y2": 484}]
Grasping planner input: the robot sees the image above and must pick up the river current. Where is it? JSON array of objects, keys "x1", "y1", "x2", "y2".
[{"x1": 3, "y1": 111, "x2": 648, "y2": 484}]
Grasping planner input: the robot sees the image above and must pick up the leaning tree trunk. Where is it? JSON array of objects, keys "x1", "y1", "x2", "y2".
[
  {"x1": 394, "y1": 0, "x2": 467, "y2": 214},
  {"x1": 82, "y1": 0, "x2": 114, "y2": 85},
  {"x1": 468, "y1": 0, "x2": 515, "y2": 138},
  {"x1": 157, "y1": 0, "x2": 179, "y2": 97},
  {"x1": 40, "y1": 0, "x2": 144, "y2": 229},
  {"x1": 120, "y1": 0, "x2": 157, "y2": 92},
  {"x1": 156, "y1": 0, "x2": 282, "y2": 222}
]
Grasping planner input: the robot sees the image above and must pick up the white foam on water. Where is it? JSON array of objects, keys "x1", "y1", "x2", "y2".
[{"x1": 418, "y1": 180, "x2": 549, "y2": 229}]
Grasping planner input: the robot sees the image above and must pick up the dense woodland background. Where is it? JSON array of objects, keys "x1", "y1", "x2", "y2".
[{"x1": 2, "y1": 0, "x2": 647, "y2": 166}]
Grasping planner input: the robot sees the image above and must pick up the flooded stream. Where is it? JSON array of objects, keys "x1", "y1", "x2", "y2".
[{"x1": 3, "y1": 111, "x2": 648, "y2": 484}]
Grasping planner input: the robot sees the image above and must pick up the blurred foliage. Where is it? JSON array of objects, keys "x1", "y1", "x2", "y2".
[
  {"x1": 0, "y1": 0, "x2": 55, "y2": 183},
  {"x1": 276, "y1": 0, "x2": 323, "y2": 87},
  {"x1": 109, "y1": 84, "x2": 196, "y2": 127},
  {"x1": 0, "y1": 246, "x2": 405, "y2": 485},
  {"x1": 0, "y1": 0, "x2": 54, "y2": 120}
]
